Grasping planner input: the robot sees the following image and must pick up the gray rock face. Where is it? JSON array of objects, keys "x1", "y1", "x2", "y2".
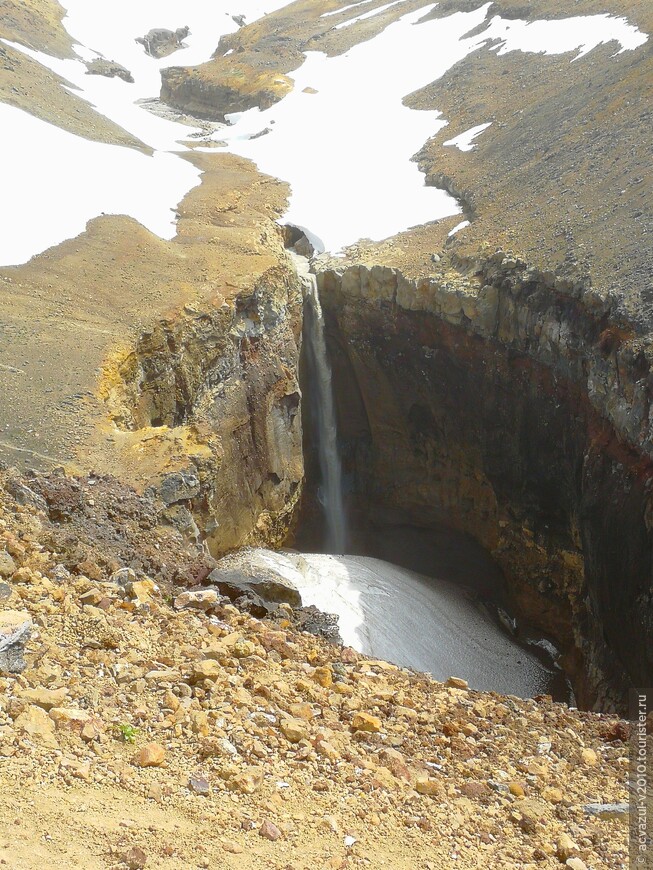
[
  {"x1": 208, "y1": 548, "x2": 303, "y2": 608},
  {"x1": 157, "y1": 470, "x2": 200, "y2": 506},
  {"x1": 86, "y1": 58, "x2": 134, "y2": 83},
  {"x1": 0, "y1": 551, "x2": 16, "y2": 578},
  {"x1": 584, "y1": 802, "x2": 629, "y2": 821},
  {"x1": 136, "y1": 26, "x2": 190, "y2": 58},
  {"x1": 0, "y1": 610, "x2": 32, "y2": 673}
]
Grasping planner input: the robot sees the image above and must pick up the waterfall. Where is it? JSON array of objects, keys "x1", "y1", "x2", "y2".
[{"x1": 292, "y1": 254, "x2": 347, "y2": 553}]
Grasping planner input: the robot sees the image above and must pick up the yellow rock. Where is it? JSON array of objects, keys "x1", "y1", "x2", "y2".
[
  {"x1": 135, "y1": 742, "x2": 166, "y2": 767},
  {"x1": 18, "y1": 686, "x2": 68, "y2": 710},
  {"x1": 556, "y1": 832, "x2": 578, "y2": 862},
  {"x1": 312, "y1": 666, "x2": 333, "y2": 688},
  {"x1": 316, "y1": 740, "x2": 340, "y2": 761},
  {"x1": 542, "y1": 785, "x2": 563, "y2": 803},
  {"x1": 580, "y1": 747, "x2": 598, "y2": 766},
  {"x1": 192, "y1": 660, "x2": 222, "y2": 681},
  {"x1": 445, "y1": 677, "x2": 469, "y2": 690},
  {"x1": 280, "y1": 717, "x2": 309, "y2": 743},
  {"x1": 289, "y1": 702, "x2": 314, "y2": 721},
  {"x1": 228, "y1": 767, "x2": 263, "y2": 794},
  {"x1": 509, "y1": 782, "x2": 526, "y2": 797},
  {"x1": 415, "y1": 776, "x2": 443, "y2": 797},
  {"x1": 14, "y1": 705, "x2": 58, "y2": 748},
  {"x1": 351, "y1": 712, "x2": 382, "y2": 733}
]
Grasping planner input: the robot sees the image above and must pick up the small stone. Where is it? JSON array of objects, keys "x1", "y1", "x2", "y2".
[
  {"x1": 191, "y1": 660, "x2": 222, "y2": 682},
  {"x1": 79, "y1": 588, "x2": 104, "y2": 606},
  {"x1": 60, "y1": 758, "x2": 92, "y2": 781},
  {"x1": 174, "y1": 589, "x2": 219, "y2": 611},
  {"x1": 280, "y1": 718, "x2": 309, "y2": 743},
  {"x1": 460, "y1": 781, "x2": 490, "y2": 800},
  {"x1": 229, "y1": 767, "x2": 263, "y2": 794},
  {"x1": 188, "y1": 774, "x2": 210, "y2": 795},
  {"x1": 232, "y1": 639, "x2": 257, "y2": 658},
  {"x1": 147, "y1": 784, "x2": 163, "y2": 802},
  {"x1": 18, "y1": 686, "x2": 68, "y2": 711},
  {"x1": 129, "y1": 579, "x2": 156, "y2": 604},
  {"x1": 49, "y1": 707, "x2": 104, "y2": 739},
  {"x1": 110, "y1": 567, "x2": 137, "y2": 587},
  {"x1": 259, "y1": 820, "x2": 282, "y2": 841},
  {"x1": 121, "y1": 846, "x2": 147, "y2": 869},
  {"x1": 542, "y1": 786, "x2": 563, "y2": 804},
  {"x1": 445, "y1": 677, "x2": 468, "y2": 690},
  {"x1": 556, "y1": 833, "x2": 578, "y2": 862},
  {"x1": 135, "y1": 743, "x2": 166, "y2": 767},
  {"x1": 312, "y1": 666, "x2": 333, "y2": 688},
  {"x1": 379, "y1": 747, "x2": 411, "y2": 781},
  {"x1": 0, "y1": 551, "x2": 16, "y2": 578},
  {"x1": 318, "y1": 815, "x2": 339, "y2": 833},
  {"x1": 351, "y1": 712, "x2": 381, "y2": 733},
  {"x1": 509, "y1": 782, "x2": 526, "y2": 797},
  {"x1": 415, "y1": 776, "x2": 443, "y2": 797},
  {"x1": 289, "y1": 702, "x2": 314, "y2": 721},
  {"x1": 565, "y1": 860, "x2": 587, "y2": 870},
  {"x1": 580, "y1": 748, "x2": 598, "y2": 766},
  {"x1": 221, "y1": 839, "x2": 244, "y2": 854},
  {"x1": 316, "y1": 740, "x2": 340, "y2": 761}
]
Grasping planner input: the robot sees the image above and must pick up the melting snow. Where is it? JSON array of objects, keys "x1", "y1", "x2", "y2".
[
  {"x1": 443, "y1": 121, "x2": 492, "y2": 152},
  {"x1": 0, "y1": 0, "x2": 648, "y2": 264},
  {"x1": 333, "y1": 0, "x2": 407, "y2": 30}
]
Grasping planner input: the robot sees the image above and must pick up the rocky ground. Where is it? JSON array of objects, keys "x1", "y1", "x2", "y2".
[{"x1": 0, "y1": 465, "x2": 634, "y2": 869}]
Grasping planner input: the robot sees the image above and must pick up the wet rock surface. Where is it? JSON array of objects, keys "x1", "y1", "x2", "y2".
[{"x1": 313, "y1": 256, "x2": 653, "y2": 709}]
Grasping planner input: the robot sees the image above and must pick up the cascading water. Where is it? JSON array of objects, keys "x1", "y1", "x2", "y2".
[{"x1": 292, "y1": 253, "x2": 347, "y2": 553}]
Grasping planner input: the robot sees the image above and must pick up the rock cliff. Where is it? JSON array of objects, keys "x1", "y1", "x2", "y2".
[{"x1": 313, "y1": 248, "x2": 653, "y2": 710}]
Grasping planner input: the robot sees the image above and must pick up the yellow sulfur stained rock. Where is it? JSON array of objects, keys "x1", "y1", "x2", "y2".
[{"x1": 351, "y1": 712, "x2": 382, "y2": 733}]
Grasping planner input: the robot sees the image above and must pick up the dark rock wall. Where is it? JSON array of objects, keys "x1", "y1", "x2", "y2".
[{"x1": 316, "y1": 258, "x2": 653, "y2": 709}]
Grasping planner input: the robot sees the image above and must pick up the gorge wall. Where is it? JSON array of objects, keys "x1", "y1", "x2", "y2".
[
  {"x1": 98, "y1": 259, "x2": 305, "y2": 558},
  {"x1": 314, "y1": 252, "x2": 653, "y2": 710}
]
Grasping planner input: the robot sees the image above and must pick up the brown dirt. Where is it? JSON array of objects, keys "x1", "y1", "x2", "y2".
[
  {"x1": 0, "y1": 0, "x2": 73, "y2": 57},
  {"x1": 0, "y1": 151, "x2": 290, "y2": 476}
]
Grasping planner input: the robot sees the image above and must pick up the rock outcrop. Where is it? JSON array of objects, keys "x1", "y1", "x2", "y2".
[
  {"x1": 0, "y1": 151, "x2": 305, "y2": 558},
  {"x1": 313, "y1": 251, "x2": 653, "y2": 710}
]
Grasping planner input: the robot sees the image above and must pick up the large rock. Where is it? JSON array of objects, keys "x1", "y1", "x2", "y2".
[
  {"x1": 0, "y1": 609, "x2": 31, "y2": 673},
  {"x1": 136, "y1": 26, "x2": 189, "y2": 59},
  {"x1": 14, "y1": 705, "x2": 58, "y2": 748},
  {"x1": 208, "y1": 548, "x2": 302, "y2": 607},
  {"x1": 86, "y1": 59, "x2": 134, "y2": 83}
]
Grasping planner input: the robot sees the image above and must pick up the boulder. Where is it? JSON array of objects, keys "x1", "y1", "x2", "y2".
[
  {"x1": 14, "y1": 705, "x2": 58, "y2": 748},
  {"x1": 208, "y1": 548, "x2": 302, "y2": 608},
  {"x1": 135, "y1": 26, "x2": 190, "y2": 59},
  {"x1": 85, "y1": 59, "x2": 134, "y2": 83}
]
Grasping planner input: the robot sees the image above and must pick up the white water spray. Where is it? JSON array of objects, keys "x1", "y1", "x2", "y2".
[{"x1": 293, "y1": 254, "x2": 347, "y2": 553}]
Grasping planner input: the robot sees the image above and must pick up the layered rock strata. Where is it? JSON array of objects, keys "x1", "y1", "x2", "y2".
[{"x1": 314, "y1": 251, "x2": 653, "y2": 710}]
